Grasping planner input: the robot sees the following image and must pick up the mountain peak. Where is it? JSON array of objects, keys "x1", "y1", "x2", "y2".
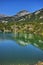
[
  {"x1": 17, "y1": 10, "x2": 29, "y2": 13},
  {"x1": 0, "y1": 14, "x2": 7, "y2": 18},
  {"x1": 16, "y1": 10, "x2": 29, "y2": 17}
]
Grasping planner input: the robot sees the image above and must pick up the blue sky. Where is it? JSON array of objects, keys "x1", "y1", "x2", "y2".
[{"x1": 0, "y1": 0, "x2": 43, "y2": 15}]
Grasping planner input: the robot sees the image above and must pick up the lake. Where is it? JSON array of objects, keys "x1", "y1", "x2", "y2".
[{"x1": 0, "y1": 32, "x2": 43, "y2": 65}]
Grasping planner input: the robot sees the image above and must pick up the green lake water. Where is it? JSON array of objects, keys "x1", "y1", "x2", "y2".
[{"x1": 0, "y1": 32, "x2": 43, "y2": 65}]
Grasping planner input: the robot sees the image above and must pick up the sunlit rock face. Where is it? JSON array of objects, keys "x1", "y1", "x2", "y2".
[
  {"x1": 16, "y1": 10, "x2": 29, "y2": 17},
  {"x1": 35, "y1": 11, "x2": 40, "y2": 15},
  {"x1": 39, "y1": 16, "x2": 43, "y2": 19}
]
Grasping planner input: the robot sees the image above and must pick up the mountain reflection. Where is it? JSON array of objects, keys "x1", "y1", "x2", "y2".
[
  {"x1": 13, "y1": 32, "x2": 43, "y2": 50},
  {"x1": 0, "y1": 32, "x2": 43, "y2": 50}
]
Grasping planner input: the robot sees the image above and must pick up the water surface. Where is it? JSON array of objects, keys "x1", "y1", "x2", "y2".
[{"x1": 0, "y1": 32, "x2": 43, "y2": 65}]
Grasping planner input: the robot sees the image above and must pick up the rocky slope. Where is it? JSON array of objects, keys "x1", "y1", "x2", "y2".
[{"x1": 0, "y1": 8, "x2": 43, "y2": 22}]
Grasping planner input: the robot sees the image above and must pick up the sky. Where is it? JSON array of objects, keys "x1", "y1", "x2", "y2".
[{"x1": 0, "y1": 0, "x2": 43, "y2": 16}]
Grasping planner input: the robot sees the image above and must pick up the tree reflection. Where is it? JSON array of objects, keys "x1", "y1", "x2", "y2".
[
  {"x1": 0, "y1": 32, "x2": 43, "y2": 49},
  {"x1": 13, "y1": 32, "x2": 43, "y2": 49}
]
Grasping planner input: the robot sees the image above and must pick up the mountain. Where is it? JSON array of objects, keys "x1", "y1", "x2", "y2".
[
  {"x1": 0, "y1": 14, "x2": 7, "y2": 18},
  {"x1": 14, "y1": 10, "x2": 29, "y2": 17},
  {"x1": 0, "y1": 8, "x2": 43, "y2": 36},
  {"x1": 34, "y1": 8, "x2": 43, "y2": 19},
  {"x1": 0, "y1": 8, "x2": 43, "y2": 22}
]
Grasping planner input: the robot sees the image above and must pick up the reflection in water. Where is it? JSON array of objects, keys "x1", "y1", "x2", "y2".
[
  {"x1": 12, "y1": 32, "x2": 43, "y2": 50},
  {"x1": 0, "y1": 32, "x2": 43, "y2": 65}
]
